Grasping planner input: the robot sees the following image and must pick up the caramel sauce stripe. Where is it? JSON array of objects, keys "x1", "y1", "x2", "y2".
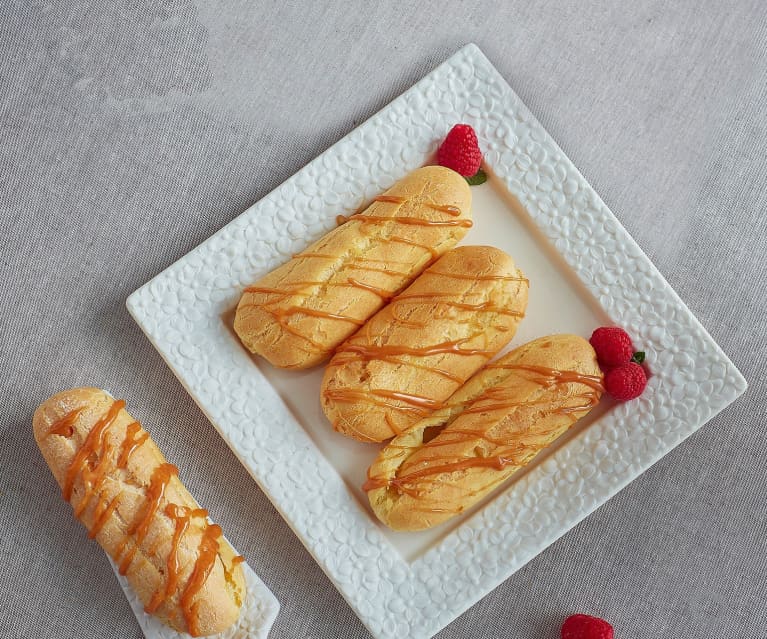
[
  {"x1": 372, "y1": 194, "x2": 463, "y2": 216},
  {"x1": 390, "y1": 294, "x2": 526, "y2": 319},
  {"x1": 388, "y1": 235, "x2": 440, "y2": 260},
  {"x1": 145, "y1": 503, "x2": 197, "y2": 613},
  {"x1": 117, "y1": 462, "x2": 178, "y2": 574},
  {"x1": 334, "y1": 338, "x2": 497, "y2": 360},
  {"x1": 181, "y1": 522, "x2": 223, "y2": 636},
  {"x1": 62, "y1": 400, "x2": 125, "y2": 501},
  {"x1": 426, "y1": 270, "x2": 529, "y2": 284},
  {"x1": 46, "y1": 406, "x2": 84, "y2": 438},
  {"x1": 118, "y1": 421, "x2": 150, "y2": 469},
  {"x1": 376, "y1": 355, "x2": 465, "y2": 383},
  {"x1": 484, "y1": 363, "x2": 604, "y2": 392},
  {"x1": 324, "y1": 388, "x2": 441, "y2": 416},
  {"x1": 347, "y1": 214, "x2": 472, "y2": 228},
  {"x1": 325, "y1": 337, "x2": 496, "y2": 422}
]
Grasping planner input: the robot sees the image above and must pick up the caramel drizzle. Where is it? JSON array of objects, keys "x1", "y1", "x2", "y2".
[
  {"x1": 428, "y1": 203, "x2": 462, "y2": 216},
  {"x1": 376, "y1": 355, "x2": 465, "y2": 383},
  {"x1": 389, "y1": 235, "x2": 440, "y2": 260},
  {"x1": 241, "y1": 191, "x2": 467, "y2": 348},
  {"x1": 345, "y1": 278, "x2": 397, "y2": 300},
  {"x1": 363, "y1": 456, "x2": 515, "y2": 493},
  {"x1": 272, "y1": 306, "x2": 367, "y2": 326},
  {"x1": 62, "y1": 400, "x2": 125, "y2": 501},
  {"x1": 327, "y1": 339, "x2": 495, "y2": 417},
  {"x1": 146, "y1": 504, "x2": 208, "y2": 615},
  {"x1": 73, "y1": 440, "x2": 114, "y2": 519},
  {"x1": 335, "y1": 338, "x2": 496, "y2": 360},
  {"x1": 50, "y1": 399, "x2": 230, "y2": 635},
  {"x1": 363, "y1": 365, "x2": 602, "y2": 494},
  {"x1": 427, "y1": 271, "x2": 530, "y2": 284},
  {"x1": 117, "y1": 421, "x2": 149, "y2": 468},
  {"x1": 373, "y1": 194, "x2": 463, "y2": 216},
  {"x1": 294, "y1": 252, "x2": 412, "y2": 276},
  {"x1": 323, "y1": 253, "x2": 528, "y2": 436},
  {"x1": 181, "y1": 522, "x2": 223, "y2": 637},
  {"x1": 89, "y1": 493, "x2": 121, "y2": 538},
  {"x1": 244, "y1": 280, "x2": 393, "y2": 298},
  {"x1": 49, "y1": 403, "x2": 151, "y2": 542},
  {"x1": 484, "y1": 363, "x2": 605, "y2": 393},
  {"x1": 326, "y1": 338, "x2": 494, "y2": 426},
  {"x1": 347, "y1": 213, "x2": 472, "y2": 228},
  {"x1": 391, "y1": 293, "x2": 526, "y2": 319},
  {"x1": 346, "y1": 264, "x2": 408, "y2": 276},
  {"x1": 324, "y1": 388, "x2": 443, "y2": 415},
  {"x1": 242, "y1": 277, "x2": 397, "y2": 343},
  {"x1": 460, "y1": 390, "x2": 599, "y2": 415},
  {"x1": 117, "y1": 462, "x2": 178, "y2": 575},
  {"x1": 46, "y1": 406, "x2": 84, "y2": 438}
]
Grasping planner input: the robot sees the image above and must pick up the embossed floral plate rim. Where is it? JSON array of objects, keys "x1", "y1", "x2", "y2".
[{"x1": 126, "y1": 44, "x2": 747, "y2": 639}]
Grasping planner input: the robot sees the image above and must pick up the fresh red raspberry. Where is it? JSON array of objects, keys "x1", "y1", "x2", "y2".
[
  {"x1": 605, "y1": 361, "x2": 647, "y2": 401},
  {"x1": 561, "y1": 614, "x2": 614, "y2": 639},
  {"x1": 437, "y1": 124, "x2": 482, "y2": 176},
  {"x1": 589, "y1": 326, "x2": 634, "y2": 368}
]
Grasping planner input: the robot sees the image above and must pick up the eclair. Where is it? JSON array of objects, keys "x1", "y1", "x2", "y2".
[
  {"x1": 234, "y1": 165, "x2": 472, "y2": 369},
  {"x1": 321, "y1": 245, "x2": 529, "y2": 442},
  {"x1": 364, "y1": 335, "x2": 603, "y2": 531},
  {"x1": 33, "y1": 388, "x2": 245, "y2": 637}
]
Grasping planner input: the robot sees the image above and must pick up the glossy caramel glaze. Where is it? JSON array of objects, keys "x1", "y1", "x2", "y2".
[
  {"x1": 180, "y1": 522, "x2": 223, "y2": 636},
  {"x1": 117, "y1": 462, "x2": 178, "y2": 574}
]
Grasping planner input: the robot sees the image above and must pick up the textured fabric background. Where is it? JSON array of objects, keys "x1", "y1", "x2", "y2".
[{"x1": 1, "y1": 1, "x2": 765, "y2": 638}]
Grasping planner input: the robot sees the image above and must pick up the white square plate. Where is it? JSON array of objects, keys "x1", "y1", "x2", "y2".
[{"x1": 127, "y1": 44, "x2": 747, "y2": 639}]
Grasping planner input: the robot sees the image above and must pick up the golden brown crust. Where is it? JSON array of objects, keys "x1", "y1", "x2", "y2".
[
  {"x1": 365, "y1": 335, "x2": 603, "y2": 530},
  {"x1": 321, "y1": 246, "x2": 528, "y2": 442},
  {"x1": 234, "y1": 166, "x2": 472, "y2": 369},
  {"x1": 33, "y1": 388, "x2": 245, "y2": 637}
]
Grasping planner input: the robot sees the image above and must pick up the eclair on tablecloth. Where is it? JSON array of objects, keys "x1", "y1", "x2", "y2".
[{"x1": 34, "y1": 388, "x2": 246, "y2": 637}]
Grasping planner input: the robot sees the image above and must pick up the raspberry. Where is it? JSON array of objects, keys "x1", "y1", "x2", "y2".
[
  {"x1": 437, "y1": 124, "x2": 482, "y2": 176},
  {"x1": 589, "y1": 326, "x2": 634, "y2": 368},
  {"x1": 561, "y1": 614, "x2": 614, "y2": 639},
  {"x1": 605, "y1": 361, "x2": 647, "y2": 401}
]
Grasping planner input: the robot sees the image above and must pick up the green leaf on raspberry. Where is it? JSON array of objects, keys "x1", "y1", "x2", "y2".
[
  {"x1": 631, "y1": 351, "x2": 645, "y2": 364},
  {"x1": 465, "y1": 169, "x2": 487, "y2": 186}
]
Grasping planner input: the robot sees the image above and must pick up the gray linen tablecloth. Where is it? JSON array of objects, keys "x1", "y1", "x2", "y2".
[{"x1": 2, "y1": 2, "x2": 765, "y2": 638}]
